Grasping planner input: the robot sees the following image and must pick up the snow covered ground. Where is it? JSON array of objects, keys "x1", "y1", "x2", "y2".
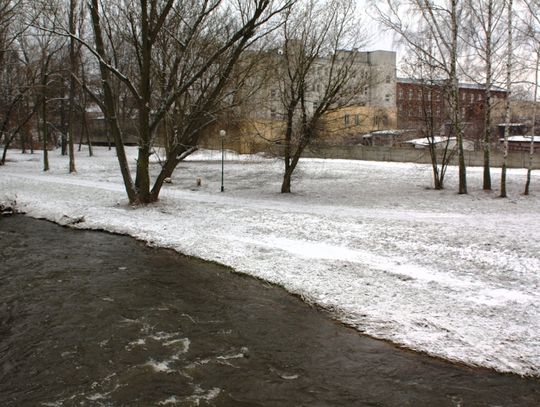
[{"x1": 1, "y1": 146, "x2": 539, "y2": 377}]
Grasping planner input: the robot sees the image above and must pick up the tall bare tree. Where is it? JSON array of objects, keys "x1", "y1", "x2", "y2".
[
  {"x1": 0, "y1": 0, "x2": 37, "y2": 165},
  {"x1": 374, "y1": 0, "x2": 469, "y2": 194},
  {"x1": 78, "y1": 0, "x2": 292, "y2": 204},
  {"x1": 66, "y1": 0, "x2": 78, "y2": 173},
  {"x1": 275, "y1": 0, "x2": 367, "y2": 193},
  {"x1": 400, "y1": 47, "x2": 456, "y2": 190},
  {"x1": 463, "y1": 0, "x2": 506, "y2": 190},
  {"x1": 500, "y1": 0, "x2": 513, "y2": 198}
]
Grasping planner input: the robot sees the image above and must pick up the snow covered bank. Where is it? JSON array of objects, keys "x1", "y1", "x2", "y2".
[{"x1": 1, "y1": 147, "x2": 539, "y2": 376}]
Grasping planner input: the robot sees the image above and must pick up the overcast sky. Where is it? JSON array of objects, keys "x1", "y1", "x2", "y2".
[{"x1": 355, "y1": 0, "x2": 398, "y2": 51}]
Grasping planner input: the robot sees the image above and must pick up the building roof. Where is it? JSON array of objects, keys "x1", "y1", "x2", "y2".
[
  {"x1": 404, "y1": 136, "x2": 453, "y2": 146},
  {"x1": 397, "y1": 77, "x2": 506, "y2": 93},
  {"x1": 362, "y1": 129, "x2": 411, "y2": 138},
  {"x1": 500, "y1": 136, "x2": 540, "y2": 143}
]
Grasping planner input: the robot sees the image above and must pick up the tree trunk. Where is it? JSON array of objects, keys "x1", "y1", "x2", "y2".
[
  {"x1": 134, "y1": 0, "x2": 153, "y2": 203},
  {"x1": 67, "y1": 0, "x2": 77, "y2": 173},
  {"x1": 60, "y1": 98, "x2": 67, "y2": 155},
  {"x1": 83, "y1": 110, "x2": 93, "y2": 156},
  {"x1": 150, "y1": 145, "x2": 197, "y2": 200},
  {"x1": 42, "y1": 76, "x2": 49, "y2": 172},
  {"x1": 483, "y1": 0, "x2": 494, "y2": 191},
  {"x1": 500, "y1": 0, "x2": 513, "y2": 198},
  {"x1": 524, "y1": 49, "x2": 538, "y2": 195},
  {"x1": 281, "y1": 167, "x2": 292, "y2": 193},
  {"x1": 451, "y1": 0, "x2": 467, "y2": 194},
  {"x1": 1, "y1": 133, "x2": 14, "y2": 165},
  {"x1": 20, "y1": 128, "x2": 26, "y2": 154}
]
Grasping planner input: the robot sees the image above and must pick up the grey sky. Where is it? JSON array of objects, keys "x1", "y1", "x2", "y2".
[{"x1": 358, "y1": 0, "x2": 397, "y2": 52}]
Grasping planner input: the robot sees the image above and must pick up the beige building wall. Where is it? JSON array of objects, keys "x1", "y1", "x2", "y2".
[{"x1": 200, "y1": 49, "x2": 398, "y2": 152}]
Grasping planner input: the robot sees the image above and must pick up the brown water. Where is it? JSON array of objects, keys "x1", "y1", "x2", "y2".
[{"x1": 1, "y1": 215, "x2": 539, "y2": 406}]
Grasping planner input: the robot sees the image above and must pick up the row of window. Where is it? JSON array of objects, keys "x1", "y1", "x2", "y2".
[
  {"x1": 268, "y1": 73, "x2": 394, "y2": 98},
  {"x1": 398, "y1": 88, "x2": 442, "y2": 102},
  {"x1": 400, "y1": 106, "x2": 473, "y2": 118},
  {"x1": 401, "y1": 107, "x2": 442, "y2": 117},
  {"x1": 398, "y1": 88, "x2": 487, "y2": 103}
]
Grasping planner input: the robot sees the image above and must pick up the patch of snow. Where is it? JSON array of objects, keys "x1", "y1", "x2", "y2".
[
  {"x1": 158, "y1": 396, "x2": 181, "y2": 405},
  {"x1": 184, "y1": 386, "x2": 221, "y2": 405},
  {"x1": 145, "y1": 359, "x2": 173, "y2": 373}
]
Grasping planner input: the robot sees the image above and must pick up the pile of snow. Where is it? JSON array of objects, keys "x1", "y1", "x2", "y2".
[{"x1": 1, "y1": 146, "x2": 539, "y2": 376}]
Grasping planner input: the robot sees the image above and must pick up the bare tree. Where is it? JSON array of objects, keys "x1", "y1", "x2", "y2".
[
  {"x1": 75, "y1": 0, "x2": 292, "y2": 204},
  {"x1": 275, "y1": 0, "x2": 367, "y2": 193},
  {"x1": 374, "y1": 0, "x2": 469, "y2": 194},
  {"x1": 463, "y1": 0, "x2": 506, "y2": 190},
  {"x1": 400, "y1": 48, "x2": 456, "y2": 189},
  {"x1": 66, "y1": 0, "x2": 78, "y2": 172},
  {"x1": 0, "y1": 0, "x2": 36, "y2": 165}
]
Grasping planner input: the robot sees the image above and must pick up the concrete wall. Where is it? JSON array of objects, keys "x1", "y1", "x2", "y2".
[
  {"x1": 220, "y1": 141, "x2": 540, "y2": 170},
  {"x1": 298, "y1": 146, "x2": 540, "y2": 169}
]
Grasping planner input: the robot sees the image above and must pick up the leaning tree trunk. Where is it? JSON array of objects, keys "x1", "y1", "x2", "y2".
[
  {"x1": 89, "y1": 0, "x2": 137, "y2": 203},
  {"x1": 1, "y1": 132, "x2": 14, "y2": 165}
]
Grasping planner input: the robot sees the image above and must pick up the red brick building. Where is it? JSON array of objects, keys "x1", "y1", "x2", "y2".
[{"x1": 396, "y1": 78, "x2": 507, "y2": 146}]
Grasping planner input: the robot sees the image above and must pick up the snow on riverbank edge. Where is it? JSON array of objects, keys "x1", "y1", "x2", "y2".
[{"x1": 1, "y1": 147, "x2": 539, "y2": 378}]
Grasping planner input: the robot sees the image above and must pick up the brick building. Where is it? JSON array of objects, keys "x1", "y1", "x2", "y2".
[{"x1": 396, "y1": 78, "x2": 507, "y2": 146}]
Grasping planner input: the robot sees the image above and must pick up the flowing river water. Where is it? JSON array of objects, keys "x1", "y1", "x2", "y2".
[{"x1": 1, "y1": 215, "x2": 539, "y2": 406}]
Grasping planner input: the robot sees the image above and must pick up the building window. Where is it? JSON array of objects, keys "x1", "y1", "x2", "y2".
[
  {"x1": 478, "y1": 93, "x2": 482, "y2": 101},
  {"x1": 270, "y1": 89, "x2": 277, "y2": 98},
  {"x1": 313, "y1": 101, "x2": 318, "y2": 110},
  {"x1": 399, "y1": 89, "x2": 404, "y2": 99},
  {"x1": 385, "y1": 94, "x2": 391, "y2": 102},
  {"x1": 355, "y1": 114, "x2": 360, "y2": 125},
  {"x1": 470, "y1": 93, "x2": 474, "y2": 103},
  {"x1": 344, "y1": 114, "x2": 350, "y2": 125},
  {"x1": 364, "y1": 86, "x2": 368, "y2": 96},
  {"x1": 386, "y1": 74, "x2": 391, "y2": 83},
  {"x1": 408, "y1": 89, "x2": 413, "y2": 100},
  {"x1": 270, "y1": 108, "x2": 276, "y2": 119}
]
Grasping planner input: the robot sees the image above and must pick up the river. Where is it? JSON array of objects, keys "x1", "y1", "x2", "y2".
[{"x1": 1, "y1": 215, "x2": 539, "y2": 406}]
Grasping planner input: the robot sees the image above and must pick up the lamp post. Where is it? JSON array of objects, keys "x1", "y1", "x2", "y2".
[{"x1": 220, "y1": 129, "x2": 226, "y2": 192}]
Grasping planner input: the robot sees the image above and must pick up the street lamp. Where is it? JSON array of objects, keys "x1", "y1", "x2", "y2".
[{"x1": 220, "y1": 129, "x2": 226, "y2": 192}]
